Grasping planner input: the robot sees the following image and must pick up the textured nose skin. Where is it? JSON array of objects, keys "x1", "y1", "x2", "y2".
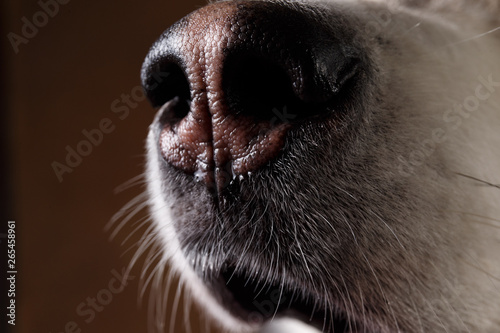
[{"x1": 142, "y1": 1, "x2": 360, "y2": 191}]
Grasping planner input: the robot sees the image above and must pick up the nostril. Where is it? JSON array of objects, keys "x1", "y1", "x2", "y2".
[
  {"x1": 223, "y1": 55, "x2": 297, "y2": 123},
  {"x1": 142, "y1": 61, "x2": 191, "y2": 113},
  {"x1": 222, "y1": 52, "x2": 359, "y2": 127},
  {"x1": 158, "y1": 97, "x2": 191, "y2": 124}
]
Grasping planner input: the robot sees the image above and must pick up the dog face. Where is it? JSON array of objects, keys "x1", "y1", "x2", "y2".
[{"x1": 140, "y1": 1, "x2": 500, "y2": 332}]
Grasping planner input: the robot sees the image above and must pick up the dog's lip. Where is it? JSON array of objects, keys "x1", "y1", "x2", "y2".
[
  {"x1": 211, "y1": 266, "x2": 326, "y2": 329},
  {"x1": 200, "y1": 263, "x2": 366, "y2": 333}
]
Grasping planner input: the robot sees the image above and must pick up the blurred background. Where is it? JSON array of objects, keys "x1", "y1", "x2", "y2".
[{"x1": 2, "y1": 0, "x2": 209, "y2": 332}]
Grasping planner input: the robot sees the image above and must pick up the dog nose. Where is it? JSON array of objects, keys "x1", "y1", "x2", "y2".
[{"x1": 142, "y1": 1, "x2": 360, "y2": 190}]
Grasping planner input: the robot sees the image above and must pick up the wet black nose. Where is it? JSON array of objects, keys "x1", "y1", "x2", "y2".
[{"x1": 142, "y1": 1, "x2": 360, "y2": 190}]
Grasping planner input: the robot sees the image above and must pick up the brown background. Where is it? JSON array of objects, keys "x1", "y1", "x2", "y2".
[{"x1": 2, "y1": 0, "x2": 210, "y2": 332}]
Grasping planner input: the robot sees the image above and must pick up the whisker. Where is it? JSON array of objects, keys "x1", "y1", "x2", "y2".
[
  {"x1": 455, "y1": 172, "x2": 500, "y2": 189},
  {"x1": 140, "y1": 251, "x2": 164, "y2": 299},
  {"x1": 455, "y1": 211, "x2": 500, "y2": 223},
  {"x1": 271, "y1": 268, "x2": 286, "y2": 321},
  {"x1": 169, "y1": 279, "x2": 183, "y2": 333},
  {"x1": 120, "y1": 216, "x2": 152, "y2": 245},
  {"x1": 404, "y1": 21, "x2": 422, "y2": 34},
  {"x1": 114, "y1": 173, "x2": 146, "y2": 194},
  {"x1": 183, "y1": 282, "x2": 193, "y2": 333},
  {"x1": 159, "y1": 266, "x2": 175, "y2": 332},
  {"x1": 118, "y1": 231, "x2": 155, "y2": 260},
  {"x1": 445, "y1": 26, "x2": 500, "y2": 47},
  {"x1": 469, "y1": 219, "x2": 500, "y2": 229},
  {"x1": 151, "y1": 261, "x2": 166, "y2": 333},
  {"x1": 128, "y1": 225, "x2": 161, "y2": 273},
  {"x1": 444, "y1": 210, "x2": 500, "y2": 229},
  {"x1": 108, "y1": 194, "x2": 150, "y2": 240}
]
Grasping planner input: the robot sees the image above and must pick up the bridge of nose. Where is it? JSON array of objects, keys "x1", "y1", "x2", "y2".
[{"x1": 159, "y1": 1, "x2": 293, "y2": 185}]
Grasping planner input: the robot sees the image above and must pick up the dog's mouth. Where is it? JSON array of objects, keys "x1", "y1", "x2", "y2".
[{"x1": 200, "y1": 262, "x2": 366, "y2": 333}]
